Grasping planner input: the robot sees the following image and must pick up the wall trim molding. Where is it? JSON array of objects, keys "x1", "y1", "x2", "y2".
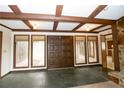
[{"x1": 0, "y1": 24, "x2": 13, "y2": 31}]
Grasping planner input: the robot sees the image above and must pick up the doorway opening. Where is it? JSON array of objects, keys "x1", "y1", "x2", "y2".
[{"x1": 101, "y1": 35, "x2": 114, "y2": 71}]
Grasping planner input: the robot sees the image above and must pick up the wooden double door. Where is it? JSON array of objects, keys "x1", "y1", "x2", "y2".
[{"x1": 47, "y1": 36, "x2": 74, "y2": 69}]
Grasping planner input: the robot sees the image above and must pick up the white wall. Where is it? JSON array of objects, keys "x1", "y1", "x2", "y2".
[{"x1": 0, "y1": 25, "x2": 13, "y2": 77}]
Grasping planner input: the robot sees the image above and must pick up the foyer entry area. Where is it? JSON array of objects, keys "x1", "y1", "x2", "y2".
[{"x1": 0, "y1": 4, "x2": 123, "y2": 88}]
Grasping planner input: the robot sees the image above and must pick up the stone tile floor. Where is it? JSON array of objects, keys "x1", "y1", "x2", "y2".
[{"x1": 0, "y1": 66, "x2": 116, "y2": 88}]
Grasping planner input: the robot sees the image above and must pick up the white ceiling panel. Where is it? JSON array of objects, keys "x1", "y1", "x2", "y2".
[
  {"x1": 96, "y1": 5, "x2": 124, "y2": 20},
  {"x1": 76, "y1": 23, "x2": 102, "y2": 31},
  {"x1": 62, "y1": 5, "x2": 98, "y2": 17},
  {"x1": 0, "y1": 5, "x2": 13, "y2": 12},
  {"x1": 0, "y1": 20, "x2": 30, "y2": 29},
  {"x1": 94, "y1": 25, "x2": 112, "y2": 32},
  {"x1": 29, "y1": 21, "x2": 54, "y2": 30},
  {"x1": 18, "y1": 5, "x2": 56, "y2": 15},
  {"x1": 99, "y1": 29, "x2": 112, "y2": 35},
  {"x1": 57, "y1": 22, "x2": 79, "y2": 30}
]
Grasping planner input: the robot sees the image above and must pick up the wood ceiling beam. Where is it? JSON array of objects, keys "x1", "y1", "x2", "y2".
[
  {"x1": 88, "y1": 5, "x2": 107, "y2": 18},
  {"x1": 72, "y1": 23, "x2": 85, "y2": 31},
  {"x1": 90, "y1": 24, "x2": 107, "y2": 32},
  {"x1": 0, "y1": 12, "x2": 115, "y2": 24},
  {"x1": 8, "y1": 5, "x2": 33, "y2": 30},
  {"x1": 12, "y1": 29, "x2": 98, "y2": 33},
  {"x1": 8, "y1": 5, "x2": 21, "y2": 14},
  {"x1": 102, "y1": 33, "x2": 112, "y2": 36},
  {"x1": 72, "y1": 5, "x2": 107, "y2": 31},
  {"x1": 53, "y1": 5, "x2": 63, "y2": 31},
  {"x1": 98, "y1": 27, "x2": 112, "y2": 32}
]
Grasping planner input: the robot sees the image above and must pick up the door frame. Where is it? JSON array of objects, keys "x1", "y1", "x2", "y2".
[
  {"x1": 0, "y1": 31, "x2": 2, "y2": 77},
  {"x1": 100, "y1": 35, "x2": 107, "y2": 71}
]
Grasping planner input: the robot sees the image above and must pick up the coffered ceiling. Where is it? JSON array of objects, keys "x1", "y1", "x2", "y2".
[{"x1": 0, "y1": 5, "x2": 123, "y2": 33}]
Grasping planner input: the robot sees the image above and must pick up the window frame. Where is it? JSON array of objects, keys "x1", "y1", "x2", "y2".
[
  {"x1": 13, "y1": 35, "x2": 30, "y2": 68},
  {"x1": 87, "y1": 36, "x2": 99, "y2": 64},
  {"x1": 31, "y1": 35, "x2": 46, "y2": 68},
  {"x1": 74, "y1": 35, "x2": 87, "y2": 65}
]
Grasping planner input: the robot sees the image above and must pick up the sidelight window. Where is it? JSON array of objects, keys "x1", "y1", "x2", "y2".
[
  {"x1": 75, "y1": 36, "x2": 86, "y2": 64},
  {"x1": 31, "y1": 35, "x2": 45, "y2": 67},
  {"x1": 14, "y1": 35, "x2": 29, "y2": 68},
  {"x1": 87, "y1": 36, "x2": 98, "y2": 63}
]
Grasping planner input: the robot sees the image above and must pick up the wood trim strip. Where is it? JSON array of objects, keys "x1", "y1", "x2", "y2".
[
  {"x1": 0, "y1": 32, "x2": 2, "y2": 77},
  {"x1": 8, "y1": 5, "x2": 33, "y2": 30},
  {"x1": 0, "y1": 12, "x2": 115, "y2": 24},
  {"x1": 0, "y1": 24, "x2": 13, "y2": 31},
  {"x1": 12, "y1": 29, "x2": 99, "y2": 33},
  {"x1": 72, "y1": 5, "x2": 107, "y2": 31}
]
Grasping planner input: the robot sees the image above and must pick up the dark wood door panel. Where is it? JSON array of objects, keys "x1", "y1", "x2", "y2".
[{"x1": 47, "y1": 36, "x2": 74, "y2": 69}]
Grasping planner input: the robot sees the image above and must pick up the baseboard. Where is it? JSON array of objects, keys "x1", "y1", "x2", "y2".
[
  {"x1": 48, "y1": 67, "x2": 74, "y2": 70},
  {"x1": 11, "y1": 69, "x2": 46, "y2": 73},
  {"x1": 75, "y1": 64, "x2": 102, "y2": 68}
]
